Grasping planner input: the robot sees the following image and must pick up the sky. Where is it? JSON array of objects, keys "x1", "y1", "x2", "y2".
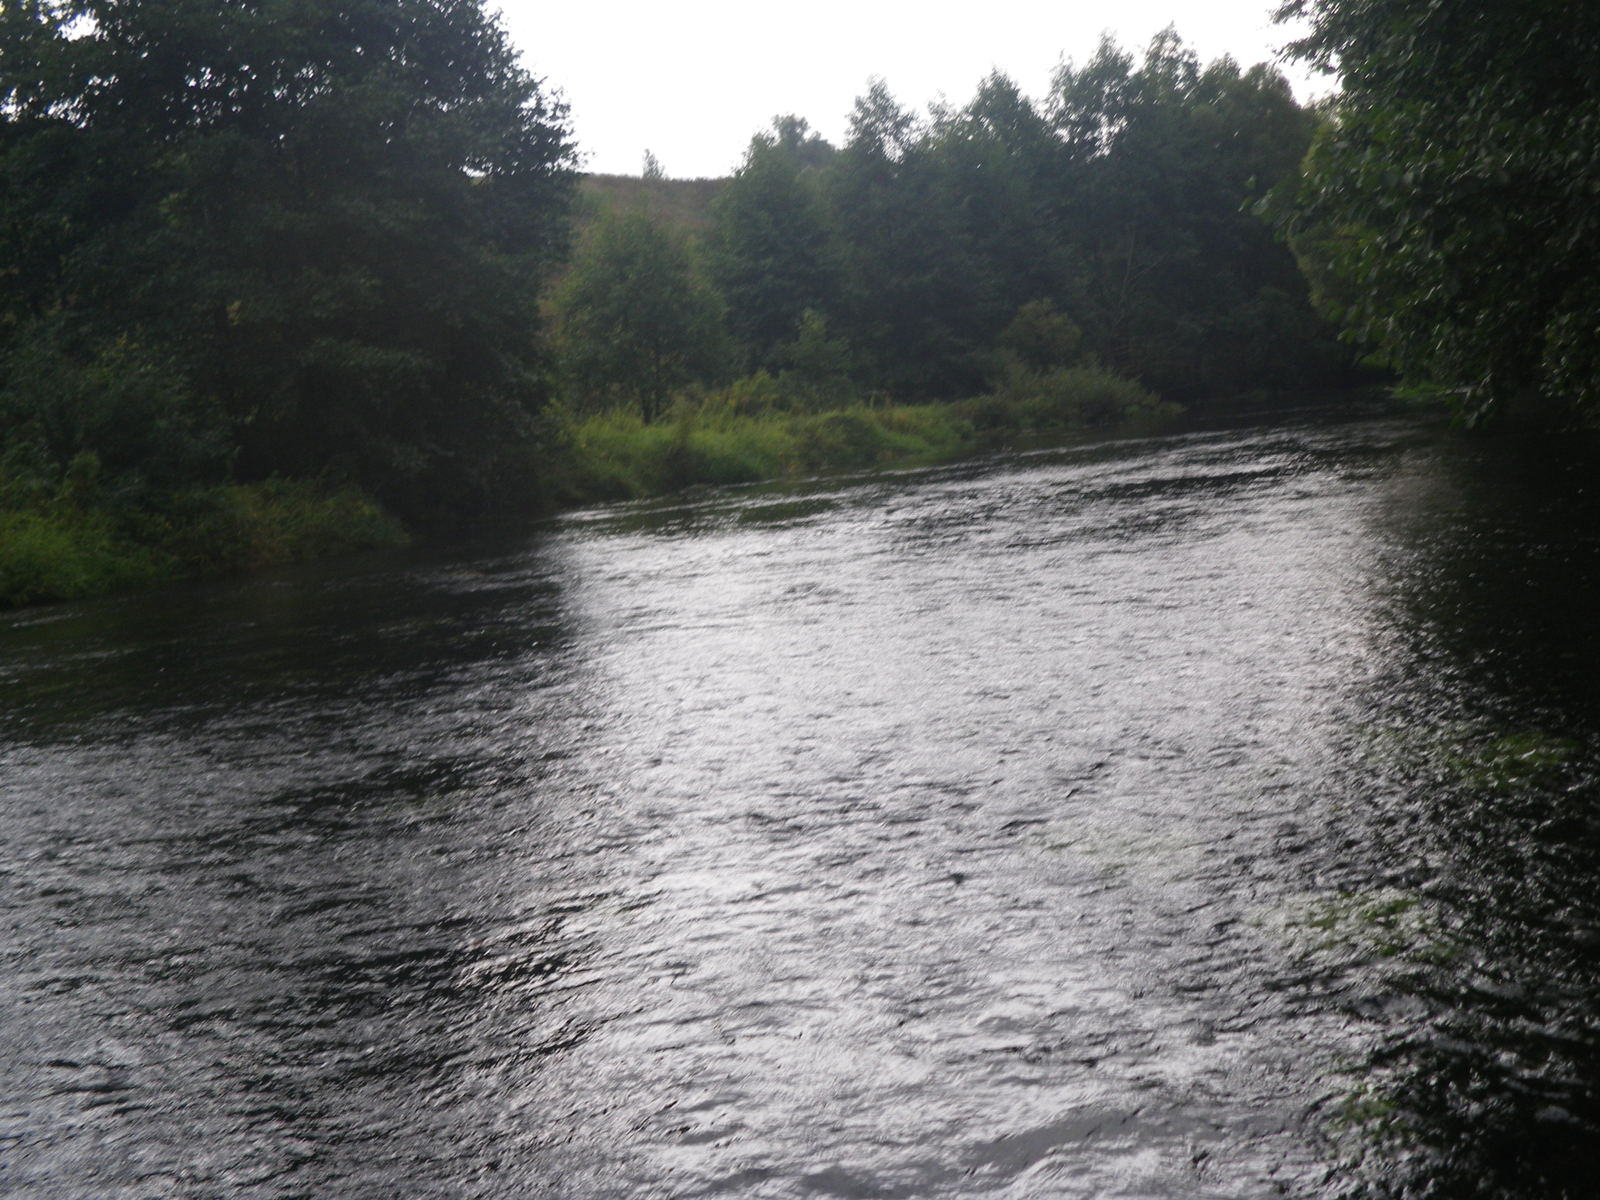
[{"x1": 495, "y1": 1, "x2": 1333, "y2": 179}]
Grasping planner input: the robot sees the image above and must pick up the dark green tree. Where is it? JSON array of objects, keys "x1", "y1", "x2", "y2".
[
  {"x1": 1051, "y1": 31, "x2": 1343, "y2": 396},
  {"x1": 923, "y1": 73, "x2": 1079, "y2": 366},
  {"x1": 708, "y1": 118, "x2": 842, "y2": 370},
  {"x1": 998, "y1": 300, "x2": 1083, "y2": 374},
  {"x1": 707, "y1": 35, "x2": 1349, "y2": 409},
  {"x1": 825, "y1": 81, "x2": 984, "y2": 398},
  {"x1": 0, "y1": 0, "x2": 574, "y2": 514},
  {"x1": 1271, "y1": 1, "x2": 1600, "y2": 424},
  {"x1": 552, "y1": 211, "x2": 730, "y2": 421}
]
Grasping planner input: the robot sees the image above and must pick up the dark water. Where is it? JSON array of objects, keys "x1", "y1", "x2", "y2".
[{"x1": 5, "y1": 405, "x2": 1600, "y2": 1199}]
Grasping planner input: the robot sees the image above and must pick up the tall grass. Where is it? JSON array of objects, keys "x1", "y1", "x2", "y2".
[
  {"x1": 144, "y1": 480, "x2": 408, "y2": 576},
  {"x1": 954, "y1": 364, "x2": 1179, "y2": 433},
  {"x1": 0, "y1": 510, "x2": 165, "y2": 608},
  {"x1": 553, "y1": 398, "x2": 974, "y2": 502},
  {"x1": 0, "y1": 473, "x2": 407, "y2": 609},
  {"x1": 554, "y1": 366, "x2": 1179, "y2": 503}
]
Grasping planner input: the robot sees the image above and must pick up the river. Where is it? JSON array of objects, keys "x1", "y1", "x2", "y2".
[{"x1": 4, "y1": 402, "x2": 1600, "y2": 1198}]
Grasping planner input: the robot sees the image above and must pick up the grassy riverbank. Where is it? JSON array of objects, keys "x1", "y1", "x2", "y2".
[
  {"x1": 550, "y1": 366, "x2": 1178, "y2": 501},
  {"x1": 1, "y1": 366, "x2": 1176, "y2": 610},
  {"x1": 0, "y1": 476, "x2": 407, "y2": 609}
]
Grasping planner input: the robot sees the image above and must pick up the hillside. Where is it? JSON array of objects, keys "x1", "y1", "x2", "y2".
[{"x1": 575, "y1": 173, "x2": 728, "y2": 238}]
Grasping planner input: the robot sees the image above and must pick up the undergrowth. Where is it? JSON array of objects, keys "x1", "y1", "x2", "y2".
[
  {"x1": 0, "y1": 467, "x2": 407, "y2": 609},
  {"x1": 553, "y1": 366, "x2": 1178, "y2": 502}
]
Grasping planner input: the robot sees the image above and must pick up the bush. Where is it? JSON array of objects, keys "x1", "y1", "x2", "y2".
[
  {"x1": 0, "y1": 477, "x2": 406, "y2": 609},
  {"x1": 0, "y1": 511, "x2": 163, "y2": 608},
  {"x1": 0, "y1": 332, "x2": 229, "y2": 494},
  {"x1": 965, "y1": 364, "x2": 1177, "y2": 431},
  {"x1": 554, "y1": 394, "x2": 980, "y2": 501},
  {"x1": 151, "y1": 480, "x2": 408, "y2": 574},
  {"x1": 786, "y1": 410, "x2": 892, "y2": 472},
  {"x1": 553, "y1": 362, "x2": 1172, "y2": 505}
]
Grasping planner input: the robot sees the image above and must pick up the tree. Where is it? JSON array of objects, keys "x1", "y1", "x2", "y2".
[
  {"x1": 0, "y1": 0, "x2": 575, "y2": 514},
  {"x1": 1050, "y1": 31, "x2": 1343, "y2": 396},
  {"x1": 924, "y1": 73, "x2": 1078, "y2": 360},
  {"x1": 998, "y1": 300, "x2": 1083, "y2": 373},
  {"x1": 708, "y1": 118, "x2": 842, "y2": 370},
  {"x1": 825, "y1": 81, "x2": 986, "y2": 398},
  {"x1": 1271, "y1": 1, "x2": 1600, "y2": 424},
  {"x1": 552, "y1": 211, "x2": 730, "y2": 421}
]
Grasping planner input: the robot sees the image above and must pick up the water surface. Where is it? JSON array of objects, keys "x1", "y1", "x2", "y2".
[{"x1": 5, "y1": 404, "x2": 1600, "y2": 1198}]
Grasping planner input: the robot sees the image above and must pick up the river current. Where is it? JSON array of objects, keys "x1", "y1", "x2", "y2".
[{"x1": 5, "y1": 403, "x2": 1600, "y2": 1198}]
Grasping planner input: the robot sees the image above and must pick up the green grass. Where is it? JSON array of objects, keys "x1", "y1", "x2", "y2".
[
  {"x1": 955, "y1": 364, "x2": 1181, "y2": 434},
  {"x1": 0, "y1": 509, "x2": 166, "y2": 607},
  {"x1": 0, "y1": 478, "x2": 408, "y2": 610},
  {"x1": 3, "y1": 365, "x2": 1177, "y2": 608},
  {"x1": 145, "y1": 480, "x2": 409, "y2": 575},
  {"x1": 553, "y1": 398, "x2": 974, "y2": 502},
  {"x1": 553, "y1": 367, "x2": 1179, "y2": 504}
]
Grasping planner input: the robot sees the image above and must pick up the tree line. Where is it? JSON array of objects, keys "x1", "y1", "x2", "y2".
[
  {"x1": 551, "y1": 32, "x2": 1359, "y2": 424},
  {"x1": 1268, "y1": 0, "x2": 1600, "y2": 428}
]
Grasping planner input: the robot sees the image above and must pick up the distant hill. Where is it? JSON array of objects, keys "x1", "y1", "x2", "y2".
[{"x1": 576, "y1": 174, "x2": 729, "y2": 238}]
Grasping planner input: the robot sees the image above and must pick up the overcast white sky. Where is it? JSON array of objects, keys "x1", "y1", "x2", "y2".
[{"x1": 495, "y1": 1, "x2": 1332, "y2": 179}]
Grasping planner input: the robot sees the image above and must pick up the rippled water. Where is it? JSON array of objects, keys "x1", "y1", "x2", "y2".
[{"x1": 5, "y1": 404, "x2": 1600, "y2": 1198}]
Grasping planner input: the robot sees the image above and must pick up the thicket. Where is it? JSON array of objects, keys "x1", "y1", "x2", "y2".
[
  {"x1": 0, "y1": 0, "x2": 574, "y2": 605},
  {"x1": 0, "y1": 464, "x2": 405, "y2": 608},
  {"x1": 551, "y1": 365, "x2": 1175, "y2": 502},
  {"x1": 1268, "y1": 1, "x2": 1600, "y2": 428}
]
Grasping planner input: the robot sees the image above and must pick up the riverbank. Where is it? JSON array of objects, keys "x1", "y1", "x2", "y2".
[
  {"x1": 547, "y1": 366, "x2": 1177, "y2": 502},
  {"x1": 0, "y1": 368, "x2": 1177, "y2": 609},
  {"x1": 0, "y1": 479, "x2": 408, "y2": 609}
]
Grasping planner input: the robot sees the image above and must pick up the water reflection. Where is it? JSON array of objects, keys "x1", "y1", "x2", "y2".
[
  {"x1": 3, "y1": 409, "x2": 1600, "y2": 1197},
  {"x1": 1309, "y1": 433, "x2": 1600, "y2": 1198},
  {"x1": 0, "y1": 542, "x2": 616, "y2": 1195}
]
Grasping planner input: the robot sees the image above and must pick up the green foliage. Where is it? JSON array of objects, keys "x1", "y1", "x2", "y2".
[
  {"x1": 0, "y1": 334, "x2": 228, "y2": 499},
  {"x1": 0, "y1": 0, "x2": 575, "y2": 516},
  {"x1": 708, "y1": 119, "x2": 844, "y2": 370},
  {"x1": 823, "y1": 81, "x2": 989, "y2": 399},
  {"x1": 998, "y1": 301, "x2": 1083, "y2": 373},
  {"x1": 692, "y1": 36, "x2": 1352, "y2": 407},
  {"x1": 771, "y1": 310, "x2": 856, "y2": 408},
  {"x1": 960, "y1": 365, "x2": 1178, "y2": 433},
  {"x1": 0, "y1": 474, "x2": 407, "y2": 609},
  {"x1": 575, "y1": 174, "x2": 727, "y2": 237},
  {"x1": 554, "y1": 393, "x2": 974, "y2": 500},
  {"x1": 557, "y1": 404, "x2": 787, "y2": 497},
  {"x1": 694, "y1": 372, "x2": 793, "y2": 418},
  {"x1": 925, "y1": 73, "x2": 1079, "y2": 367},
  {"x1": 554, "y1": 358, "x2": 1176, "y2": 505},
  {"x1": 148, "y1": 481, "x2": 409, "y2": 576},
  {"x1": 0, "y1": 510, "x2": 164, "y2": 608},
  {"x1": 551, "y1": 210, "x2": 731, "y2": 421},
  {"x1": 1051, "y1": 35, "x2": 1341, "y2": 397},
  {"x1": 1270, "y1": 1, "x2": 1600, "y2": 424}
]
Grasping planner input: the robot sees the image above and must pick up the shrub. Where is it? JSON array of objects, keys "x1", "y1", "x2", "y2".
[
  {"x1": 968, "y1": 364, "x2": 1174, "y2": 431},
  {"x1": 153, "y1": 481, "x2": 408, "y2": 574},
  {"x1": 0, "y1": 511, "x2": 163, "y2": 608}
]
